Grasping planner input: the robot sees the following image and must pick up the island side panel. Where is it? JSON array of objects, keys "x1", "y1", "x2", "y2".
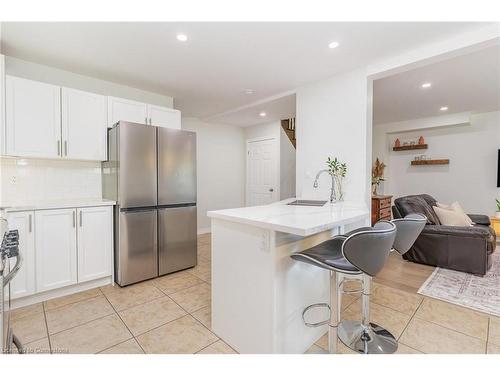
[{"x1": 211, "y1": 218, "x2": 275, "y2": 353}]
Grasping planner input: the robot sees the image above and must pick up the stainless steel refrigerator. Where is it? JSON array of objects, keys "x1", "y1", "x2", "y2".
[{"x1": 103, "y1": 121, "x2": 197, "y2": 286}]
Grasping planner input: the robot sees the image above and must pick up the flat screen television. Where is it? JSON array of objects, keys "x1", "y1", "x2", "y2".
[{"x1": 498, "y1": 150, "x2": 500, "y2": 187}]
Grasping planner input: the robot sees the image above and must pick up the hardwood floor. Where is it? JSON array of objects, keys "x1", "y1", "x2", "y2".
[{"x1": 375, "y1": 252, "x2": 435, "y2": 294}]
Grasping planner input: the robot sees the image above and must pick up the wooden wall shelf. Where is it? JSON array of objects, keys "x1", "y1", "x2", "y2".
[
  {"x1": 411, "y1": 159, "x2": 450, "y2": 166},
  {"x1": 393, "y1": 144, "x2": 428, "y2": 151}
]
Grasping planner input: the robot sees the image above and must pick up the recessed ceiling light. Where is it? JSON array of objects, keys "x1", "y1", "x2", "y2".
[
  {"x1": 259, "y1": 112, "x2": 267, "y2": 117},
  {"x1": 421, "y1": 82, "x2": 432, "y2": 88},
  {"x1": 176, "y1": 34, "x2": 188, "y2": 42},
  {"x1": 244, "y1": 89, "x2": 255, "y2": 95},
  {"x1": 440, "y1": 106, "x2": 448, "y2": 111},
  {"x1": 328, "y1": 41, "x2": 340, "y2": 49}
]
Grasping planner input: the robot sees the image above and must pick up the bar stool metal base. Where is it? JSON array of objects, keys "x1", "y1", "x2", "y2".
[{"x1": 338, "y1": 320, "x2": 398, "y2": 354}]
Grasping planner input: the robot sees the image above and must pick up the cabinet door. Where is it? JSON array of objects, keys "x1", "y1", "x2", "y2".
[
  {"x1": 5, "y1": 76, "x2": 61, "y2": 158},
  {"x1": 7, "y1": 211, "x2": 36, "y2": 299},
  {"x1": 77, "y1": 206, "x2": 113, "y2": 282},
  {"x1": 62, "y1": 88, "x2": 107, "y2": 161},
  {"x1": 107, "y1": 97, "x2": 148, "y2": 127},
  {"x1": 35, "y1": 209, "x2": 77, "y2": 292},
  {"x1": 148, "y1": 105, "x2": 181, "y2": 129}
]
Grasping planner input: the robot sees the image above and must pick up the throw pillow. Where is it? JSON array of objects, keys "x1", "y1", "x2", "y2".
[
  {"x1": 436, "y1": 201, "x2": 474, "y2": 225},
  {"x1": 433, "y1": 205, "x2": 473, "y2": 227}
]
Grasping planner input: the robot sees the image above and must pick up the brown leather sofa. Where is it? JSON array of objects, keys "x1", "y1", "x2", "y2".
[{"x1": 392, "y1": 194, "x2": 496, "y2": 275}]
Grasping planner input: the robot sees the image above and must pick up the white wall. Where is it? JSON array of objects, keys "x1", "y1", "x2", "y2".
[
  {"x1": 280, "y1": 127, "x2": 296, "y2": 200},
  {"x1": 182, "y1": 118, "x2": 246, "y2": 233},
  {"x1": 295, "y1": 68, "x2": 369, "y2": 204},
  {"x1": 373, "y1": 111, "x2": 500, "y2": 215},
  {"x1": 4, "y1": 56, "x2": 174, "y2": 108}
]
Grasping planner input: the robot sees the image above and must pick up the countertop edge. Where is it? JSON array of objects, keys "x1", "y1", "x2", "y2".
[{"x1": 1, "y1": 200, "x2": 116, "y2": 212}]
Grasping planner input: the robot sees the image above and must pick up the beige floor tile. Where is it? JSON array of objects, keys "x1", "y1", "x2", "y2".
[
  {"x1": 187, "y1": 258, "x2": 211, "y2": 283},
  {"x1": 342, "y1": 300, "x2": 411, "y2": 339},
  {"x1": 137, "y1": 315, "x2": 218, "y2": 354},
  {"x1": 198, "y1": 244, "x2": 211, "y2": 260},
  {"x1": 192, "y1": 306, "x2": 211, "y2": 329},
  {"x1": 18, "y1": 336, "x2": 51, "y2": 355},
  {"x1": 400, "y1": 318, "x2": 486, "y2": 354},
  {"x1": 487, "y1": 342, "x2": 500, "y2": 354},
  {"x1": 395, "y1": 343, "x2": 422, "y2": 354},
  {"x1": 50, "y1": 314, "x2": 132, "y2": 354},
  {"x1": 488, "y1": 316, "x2": 500, "y2": 345},
  {"x1": 46, "y1": 296, "x2": 114, "y2": 334},
  {"x1": 10, "y1": 312, "x2": 47, "y2": 344},
  {"x1": 101, "y1": 282, "x2": 164, "y2": 311},
  {"x1": 169, "y1": 283, "x2": 210, "y2": 313},
  {"x1": 197, "y1": 340, "x2": 237, "y2": 354},
  {"x1": 119, "y1": 296, "x2": 187, "y2": 336},
  {"x1": 44, "y1": 288, "x2": 102, "y2": 311},
  {"x1": 305, "y1": 344, "x2": 328, "y2": 354},
  {"x1": 371, "y1": 283, "x2": 423, "y2": 316},
  {"x1": 10, "y1": 303, "x2": 43, "y2": 320},
  {"x1": 100, "y1": 339, "x2": 145, "y2": 354},
  {"x1": 152, "y1": 271, "x2": 204, "y2": 295},
  {"x1": 415, "y1": 298, "x2": 489, "y2": 340}
]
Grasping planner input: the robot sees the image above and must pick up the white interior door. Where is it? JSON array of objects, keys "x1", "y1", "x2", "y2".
[{"x1": 246, "y1": 137, "x2": 278, "y2": 206}]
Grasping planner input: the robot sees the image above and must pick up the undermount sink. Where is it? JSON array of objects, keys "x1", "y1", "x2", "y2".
[{"x1": 287, "y1": 200, "x2": 327, "y2": 207}]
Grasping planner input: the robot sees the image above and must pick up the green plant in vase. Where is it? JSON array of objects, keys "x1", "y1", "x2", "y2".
[
  {"x1": 326, "y1": 157, "x2": 348, "y2": 201},
  {"x1": 496, "y1": 198, "x2": 500, "y2": 218}
]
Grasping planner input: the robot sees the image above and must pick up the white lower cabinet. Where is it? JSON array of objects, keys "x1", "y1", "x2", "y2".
[
  {"x1": 35, "y1": 209, "x2": 78, "y2": 292},
  {"x1": 7, "y1": 211, "x2": 36, "y2": 299},
  {"x1": 77, "y1": 206, "x2": 113, "y2": 282}
]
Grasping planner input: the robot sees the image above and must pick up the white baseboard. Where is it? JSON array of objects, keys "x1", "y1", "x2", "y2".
[
  {"x1": 11, "y1": 276, "x2": 113, "y2": 309},
  {"x1": 197, "y1": 227, "x2": 211, "y2": 235}
]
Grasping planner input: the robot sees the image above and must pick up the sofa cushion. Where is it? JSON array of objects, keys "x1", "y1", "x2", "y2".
[
  {"x1": 394, "y1": 195, "x2": 441, "y2": 225},
  {"x1": 437, "y1": 201, "x2": 474, "y2": 225}
]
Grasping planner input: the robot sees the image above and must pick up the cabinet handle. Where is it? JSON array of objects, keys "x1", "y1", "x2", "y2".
[
  {"x1": 145, "y1": 117, "x2": 148, "y2": 125},
  {"x1": 57, "y1": 140, "x2": 61, "y2": 156},
  {"x1": 64, "y1": 141, "x2": 68, "y2": 156},
  {"x1": 149, "y1": 118, "x2": 152, "y2": 125},
  {"x1": 79, "y1": 211, "x2": 82, "y2": 227},
  {"x1": 72, "y1": 211, "x2": 76, "y2": 227},
  {"x1": 29, "y1": 214, "x2": 32, "y2": 233}
]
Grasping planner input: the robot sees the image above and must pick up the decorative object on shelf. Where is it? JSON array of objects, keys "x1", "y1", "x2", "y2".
[
  {"x1": 371, "y1": 158, "x2": 386, "y2": 195},
  {"x1": 418, "y1": 136, "x2": 425, "y2": 145},
  {"x1": 394, "y1": 138, "x2": 401, "y2": 148},
  {"x1": 326, "y1": 156, "x2": 348, "y2": 201},
  {"x1": 411, "y1": 159, "x2": 450, "y2": 165},
  {"x1": 496, "y1": 199, "x2": 500, "y2": 219},
  {"x1": 371, "y1": 195, "x2": 393, "y2": 225}
]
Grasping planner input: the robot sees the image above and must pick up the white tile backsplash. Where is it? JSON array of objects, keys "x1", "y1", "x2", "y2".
[{"x1": 0, "y1": 157, "x2": 102, "y2": 206}]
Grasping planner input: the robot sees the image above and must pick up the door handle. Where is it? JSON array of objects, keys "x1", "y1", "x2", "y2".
[
  {"x1": 29, "y1": 214, "x2": 32, "y2": 233},
  {"x1": 149, "y1": 118, "x2": 152, "y2": 125},
  {"x1": 57, "y1": 140, "x2": 61, "y2": 156},
  {"x1": 64, "y1": 141, "x2": 68, "y2": 156},
  {"x1": 79, "y1": 210, "x2": 82, "y2": 227},
  {"x1": 145, "y1": 117, "x2": 148, "y2": 125},
  {"x1": 269, "y1": 188, "x2": 274, "y2": 192}
]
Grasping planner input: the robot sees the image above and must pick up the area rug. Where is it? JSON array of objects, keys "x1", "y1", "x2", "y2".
[{"x1": 418, "y1": 252, "x2": 500, "y2": 317}]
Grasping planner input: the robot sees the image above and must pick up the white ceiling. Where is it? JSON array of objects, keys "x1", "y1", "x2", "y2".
[
  {"x1": 373, "y1": 45, "x2": 500, "y2": 125},
  {"x1": 1, "y1": 22, "x2": 492, "y2": 121}
]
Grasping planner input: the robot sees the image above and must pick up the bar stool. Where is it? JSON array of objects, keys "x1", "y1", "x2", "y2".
[
  {"x1": 291, "y1": 221, "x2": 396, "y2": 354},
  {"x1": 337, "y1": 214, "x2": 426, "y2": 354}
]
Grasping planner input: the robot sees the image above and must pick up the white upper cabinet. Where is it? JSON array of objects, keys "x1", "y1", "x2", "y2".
[
  {"x1": 62, "y1": 88, "x2": 107, "y2": 160},
  {"x1": 107, "y1": 96, "x2": 148, "y2": 127},
  {"x1": 77, "y1": 206, "x2": 113, "y2": 283},
  {"x1": 5, "y1": 76, "x2": 61, "y2": 158},
  {"x1": 7, "y1": 211, "x2": 36, "y2": 299},
  {"x1": 148, "y1": 105, "x2": 181, "y2": 129},
  {"x1": 35, "y1": 208, "x2": 77, "y2": 292}
]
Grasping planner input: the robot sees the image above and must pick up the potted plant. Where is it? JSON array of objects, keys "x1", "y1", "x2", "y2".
[
  {"x1": 326, "y1": 157, "x2": 348, "y2": 201},
  {"x1": 371, "y1": 158, "x2": 386, "y2": 195},
  {"x1": 496, "y1": 199, "x2": 500, "y2": 218}
]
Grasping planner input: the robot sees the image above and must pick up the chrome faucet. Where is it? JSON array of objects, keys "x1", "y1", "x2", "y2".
[{"x1": 313, "y1": 169, "x2": 336, "y2": 203}]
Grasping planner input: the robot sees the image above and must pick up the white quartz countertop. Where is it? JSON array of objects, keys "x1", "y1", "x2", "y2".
[
  {"x1": 207, "y1": 198, "x2": 369, "y2": 236},
  {"x1": 0, "y1": 199, "x2": 116, "y2": 212}
]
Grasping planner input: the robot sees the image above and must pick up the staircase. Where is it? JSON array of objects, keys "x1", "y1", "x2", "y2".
[{"x1": 281, "y1": 118, "x2": 296, "y2": 148}]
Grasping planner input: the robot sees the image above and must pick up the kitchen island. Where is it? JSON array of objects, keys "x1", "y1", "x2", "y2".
[{"x1": 207, "y1": 198, "x2": 369, "y2": 354}]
